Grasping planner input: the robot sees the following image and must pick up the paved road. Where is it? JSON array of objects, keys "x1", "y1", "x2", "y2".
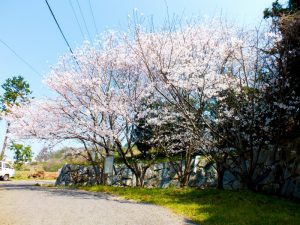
[{"x1": 0, "y1": 180, "x2": 194, "y2": 225}]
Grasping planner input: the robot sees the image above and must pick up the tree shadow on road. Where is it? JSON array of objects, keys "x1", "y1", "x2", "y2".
[{"x1": 0, "y1": 181, "x2": 197, "y2": 225}]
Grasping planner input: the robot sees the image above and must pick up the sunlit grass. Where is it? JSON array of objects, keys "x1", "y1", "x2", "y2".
[{"x1": 80, "y1": 186, "x2": 300, "y2": 225}]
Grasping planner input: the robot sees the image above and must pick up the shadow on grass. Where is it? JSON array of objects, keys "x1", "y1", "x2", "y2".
[
  {"x1": 186, "y1": 189, "x2": 299, "y2": 225},
  {"x1": 81, "y1": 186, "x2": 300, "y2": 225}
]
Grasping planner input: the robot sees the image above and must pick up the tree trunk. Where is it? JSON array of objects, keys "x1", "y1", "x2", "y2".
[
  {"x1": 135, "y1": 171, "x2": 145, "y2": 187},
  {"x1": 92, "y1": 164, "x2": 102, "y2": 185},
  {"x1": 180, "y1": 173, "x2": 189, "y2": 187},
  {"x1": 216, "y1": 164, "x2": 225, "y2": 189},
  {"x1": 83, "y1": 144, "x2": 102, "y2": 185},
  {"x1": 0, "y1": 123, "x2": 10, "y2": 160},
  {"x1": 215, "y1": 153, "x2": 228, "y2": 189},
  {"x1": 180, "y1": 151, "x2": 193, "y2": 188},
  {"x1": 87, "y1": 152, "x2": 102, "y2": 185}
]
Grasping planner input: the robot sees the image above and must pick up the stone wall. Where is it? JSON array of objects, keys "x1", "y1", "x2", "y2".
[
  {"x1": 108, "y1": 161, "x2": 217, "y2": 188},
  {"x1": 55, "y1": 164, "x2": 99, "y2": 186},
  {"x1": 55, "y1": 158, "x2": 300, "y2": 200},
  {"x1": 55, "y1": 158, "x2": 218, "y2": 188}
]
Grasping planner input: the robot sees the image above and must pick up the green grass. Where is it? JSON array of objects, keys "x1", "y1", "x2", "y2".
[{"x1": 80, "y1": 186, "x2": 300, "y2": 225}]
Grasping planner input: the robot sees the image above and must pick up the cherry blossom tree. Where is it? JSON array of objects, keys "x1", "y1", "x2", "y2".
[
  {"x1": 122, "y1": 18, "x2": 248, "y2": 187},
  {"x1": 7, "y1": 34, "x2": 157, "y2": 186},
  {"x1": 122, "y1": 17, "x2": 292, "y2": 189},
  {"x1": 205, "y1": 25, "x2": 300, "y2": 190},
  {"x1": 139, "y1": 101, "x2": 203, "y2": 187}
]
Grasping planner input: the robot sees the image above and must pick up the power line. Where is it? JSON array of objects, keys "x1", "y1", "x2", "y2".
[
  {"x1": 68, "y1": 0, "x2": 85, "y2": 40},
  {"x1": 0, "y1": 38, "x2": 40, "y2": 77},
  {"x1": 44, "y1": 0, "x2": 75, "y2": 55},
  {"x1": 88, "y1": 0, "x2": 99, "y2": 35},
  {"x1": 44, "y1": 0, "x2": 81, "y2": 70},
  {"x1": 75, "y1": 0, "x2": 92, "y2": 42}
]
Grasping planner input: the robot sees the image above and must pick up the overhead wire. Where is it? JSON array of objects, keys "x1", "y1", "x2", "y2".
[
  {"x1": 75, "y1": 0, "x2": 92, "y2": 42},
  {"x1": 88, "y1": 0, "x2": 99, "y2": 36},
  {"x1": 44, "y1": 0, "x2": 75, "y2": 55},
  {"x1": 0, "y1": 38, "x2": 40, "y2": 77},
  {"x1": 44, "y1": 0, "x2": 80, "y2": 69},
  {"x1": 68, "y1": 0, "x2": 85, "y2": 40}
]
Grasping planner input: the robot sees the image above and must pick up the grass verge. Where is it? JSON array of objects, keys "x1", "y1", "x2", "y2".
[{"x1": 80, "y1": 186, "x2": 300, "y2": 225}]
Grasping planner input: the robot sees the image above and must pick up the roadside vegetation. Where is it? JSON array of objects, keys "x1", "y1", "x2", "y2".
[
  {"x1": 12, "y1": 147, "x2": 85, "y2": 180},
  {"x1": 13, "y1": 170, "x2": 58, "y2": 180},
  {"x1": 80, "y1": 186, "x2": 300, "y2": 225}
]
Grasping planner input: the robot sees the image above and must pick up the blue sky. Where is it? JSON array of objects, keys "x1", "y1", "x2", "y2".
[{"x1": 0, "y1": 0, "x2": 275, "y2": 159}]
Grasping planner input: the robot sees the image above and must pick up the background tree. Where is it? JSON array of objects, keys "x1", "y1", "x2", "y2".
[
  {"x1": 262, "y1": 0, "x2": 300, "y2": 193},
  {"x1": 35, "y1": 147, "x2": 51, "y2": 162},
  {"x1": 264, "y1": 0, "x2": 300, "y2": 134},
  {"x1": 0, "y1": 76, "x2": 32, "y2": 160},
  {"x1": 9, "y1": 142, "x2": 32, "y2": 170}
]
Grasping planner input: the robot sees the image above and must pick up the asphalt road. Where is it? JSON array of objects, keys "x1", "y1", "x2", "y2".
[{"x1": 0, "y1": 180, "x2": 194, "y2": 225}]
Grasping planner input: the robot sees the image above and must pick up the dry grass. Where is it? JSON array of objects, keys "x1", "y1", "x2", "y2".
[{"x1": 13, "y1": 170, "x2": 58, "y2": 180}]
